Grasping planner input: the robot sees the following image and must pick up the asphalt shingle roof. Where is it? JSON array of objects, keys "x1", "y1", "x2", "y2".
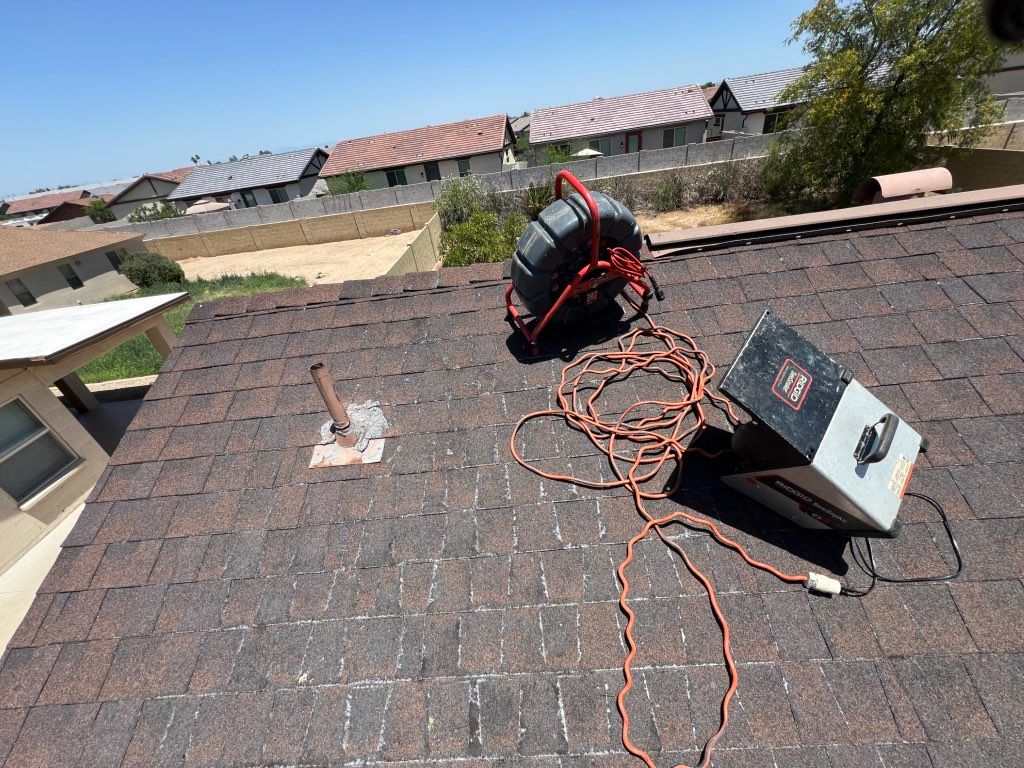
[
  {"x1": 723, "y1": 66, "x2": 805, "y2": 112},
  {"x1": 530, "y1": 84, "x2": 714, "y2": 145},
  {"x1": 2, "y1": 205, "x2": 1023, "y2": 767},
  {"x1": 4, "y1": 190, "x2": 90, "y2": 216},
  {"x1": 167, "y1": 149, "x2": 326, "y2": 201},
  {"x1": 0, "y1": 227, "x2": 141, "y2": 275}
]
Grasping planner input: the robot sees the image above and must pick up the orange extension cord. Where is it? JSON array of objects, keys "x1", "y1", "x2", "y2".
[{"x1": 509, "y1": 249, "x2": 809, "y2": 768}]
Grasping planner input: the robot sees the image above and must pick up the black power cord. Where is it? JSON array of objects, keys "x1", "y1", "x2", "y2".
[{"x1": 840, "y1": 491, "x2": 964, "y2": 597}]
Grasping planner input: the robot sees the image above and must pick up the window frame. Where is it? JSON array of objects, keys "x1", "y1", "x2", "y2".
[
  {"x1": 105, "y1": 251, "x2": 123, "y2": 273},
  {"x1": 423, "y1": 161, "x2": 441, "y2": 182},
  {"x1": 385, "y1": 168, "x2": 408, "y2": 187},
  {"x1": 588, "y1": 138, "x2": 612, "y2": 155},
  {"x1": 457, "y1": 158, "x2": 472, "y2": 177},
  {"x1": 268, "y1": 187, "x2": 289, "y2": 204},
  {"x1": 763, "y1": 112, "x2": 784, "y2": 134},
  {"x1": 239, "y1": 190, "x2": 258, "y2": 208},
  {"x1": 58, "y1": 263, "x2": 84, "y2": 290},
  {"x1": 0, "y1": 398, "x2": 80, "y2": 505},
  {"x1": 5, "y1": 278, "x2": 36, "y2": 307}
]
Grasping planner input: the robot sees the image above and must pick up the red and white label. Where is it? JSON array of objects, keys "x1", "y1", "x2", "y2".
[{"x1": 772, "y1": 358, "x2": 812, "y2": 411}]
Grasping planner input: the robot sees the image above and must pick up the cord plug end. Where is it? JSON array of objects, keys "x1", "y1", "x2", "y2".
[{"x1": 806, "y1": 572, "x2": 842, "y2": 596}]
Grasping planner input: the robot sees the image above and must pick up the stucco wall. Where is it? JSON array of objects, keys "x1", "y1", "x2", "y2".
[
  {"x1": 0, "y1": 242, "x2": 142, "y2": 315},
  {"x1": 0, "y1": 369, "x2": 109, "y2": 575},
  {"x1": 360, "y1": 151, "x2": 508, "y2": 189},
  {"x1": 535, "y1": 120, "x2": 707, "y2": 160},
  {"x1": 930, "y1": 146, "x2": 1024, "y2": 191},
  {"x1": 109, "y1": 178, "x2": 180, "y2": 220}
]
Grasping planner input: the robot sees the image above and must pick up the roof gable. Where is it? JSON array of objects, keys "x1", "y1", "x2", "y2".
[
  {"x1": 529, "y1": 84, "x2": 714, "y2": 144},
  {"x1": 319, "y1": 114, "x2": 511, "y2": 177},
  {"x1": 723, "y1": 66, "x2": 805, "y2": 112},
  {"x1": 168, "y1": 149, "x2": 327, "y2": 201}
]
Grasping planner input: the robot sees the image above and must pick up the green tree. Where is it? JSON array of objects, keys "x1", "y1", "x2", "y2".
[
  {"x1": 540, "y1": 144, "x2": 573, "y2": 165},
  {"x1": 764, "y1": 0, "x2": 1008, "y2": 211},
  {"x1": 325, "y1": 172, "x2": 371, "y2": 195},
  {"x1": 85, "y1": 198, "x2": 115, "y2": 223},
  {"x1": 127, "y1": 201, "x2": 183, "y2": 222}
]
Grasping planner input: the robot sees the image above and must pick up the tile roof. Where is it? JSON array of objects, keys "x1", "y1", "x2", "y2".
[
  {"x1": 319, "y1": 114, "x2": 511, "y2": 177},
  {"x1": 722, "y1": 66, "x2": 805, "y2": 112},
  {"x1": 2, "y1": 204, "x2": 1024, "y2": 767},
  {"x1": 149, "y1": 166, "x2": 197, "y2": 184},
  {"x1": 0, "y1": 227, "x2": 142, "y2": 276},
  {"x1": 530, "y1": 84, "x2": 714, "y2": 145},
  {"x1": 4, "y1": 190, "x2": 90, "y2": 216},
  {"x1": 167, "y1": 149, "x2": 327, "y2": 201}
]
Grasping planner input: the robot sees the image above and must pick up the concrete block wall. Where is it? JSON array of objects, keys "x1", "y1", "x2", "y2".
[
  {"x1": 139, "y1": 137, "x2": 773, "y2": 261},
  {"x1": 930, "y1": 146, "x2": 1024, "y2": 190},
  {"x1": 386, "y1": 214, "x2": 441, "y2": 276}
]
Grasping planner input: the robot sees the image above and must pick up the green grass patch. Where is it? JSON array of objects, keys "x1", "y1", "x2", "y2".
[{"x1": 77, "y1": 272, "x2": 306, "y2": 384}]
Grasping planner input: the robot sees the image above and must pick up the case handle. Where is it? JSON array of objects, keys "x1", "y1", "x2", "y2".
[{"x1": 856, "y1": 413, "x2": 899, "y2": 464}]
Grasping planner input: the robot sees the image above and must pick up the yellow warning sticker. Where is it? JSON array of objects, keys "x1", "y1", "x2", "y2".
[{"x1": 888, "y1": 454, "x2": 912, "y2": 497}]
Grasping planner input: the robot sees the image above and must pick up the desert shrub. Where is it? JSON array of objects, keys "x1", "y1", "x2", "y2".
[
  {"x1": 85, "y1": 198, "x2": 115, "y2": 223},
  {"x1": 591, "y1": 175, "x2": 640, "y2": 213},
  {"x1": 650, "y1": 175, "x2": 684, "y2": 212},
  {"x1": 440, "y1": 211, "x2": 527, "y2": 267},
  {"x1": 325, "y1": 172, "x2": 370, "y2": 195},
  {"x1": 120, "y1": 252, "x2": 185, "y2": 288},
  {"x1": 127, "y1": 201, "x2": 182, "y2": 222},
  {"x1": 435, "y1": 176, "x2": 488, "y2": 229},
  {"x1": 518, "y1": 181, "x2": 553, "y2": 221}
]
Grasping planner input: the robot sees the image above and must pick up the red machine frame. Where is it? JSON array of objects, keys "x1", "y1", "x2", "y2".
[{"x1": 505, "y1": 171, "x2": 656, "y2": 353}]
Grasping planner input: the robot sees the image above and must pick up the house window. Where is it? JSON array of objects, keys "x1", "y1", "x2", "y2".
[
  {"x1": 0, "y1": 399, "x2": 79, "y2": 504},
  {"x1": 662, "y1": 127, "x2": 688, "y2": 149},
  {"x1": 423, "y1": 162, "x2": 441, "y2": 182},
  {"x1": 5, "y1": 279, "x2": 36, "y2": 307},
  {"x1": 58, "y1": 264, "x2": 84, "y2": 290},
  {"x1": 268, "y1": 187, "x2": 289, "y2": 204},
  {"x1": 588, "y1": 138, "x2": 612, "y2": 155},
  {"x1": 763, "y1": 112, "x2": 786, "y2": 133},
  {"x1": 457, "y1": 159, "x2": 472, "y2": 177},
  {"x1": 239, "y1": 190, "x2": 258, "y2": 208},
  {"x1": 385, "y1": 169, "x2": 408, "y2": 187},
  {"x1": 105, "y1": 251, "x2": 123, "y2": 273}
]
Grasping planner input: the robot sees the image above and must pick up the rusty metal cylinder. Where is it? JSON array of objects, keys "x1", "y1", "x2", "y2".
[{"x1": 309, "y1": 362, "x2": 350, "y2": 432}]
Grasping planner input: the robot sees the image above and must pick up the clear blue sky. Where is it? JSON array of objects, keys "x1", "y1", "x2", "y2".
[{"x1": 0, "y1": 0, "x2": 811, "y2": 197}]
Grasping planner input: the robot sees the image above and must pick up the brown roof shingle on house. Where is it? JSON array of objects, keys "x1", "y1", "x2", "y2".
[
  {"x1": 2, "y1": 193, "x2": 1024, "y2": 766},
  {"x1": 320, "y1": 114, "x2": 511, "y2": 177},
  {"x1": 530, "y1": 84, "x2": 715, "y2": 145},
  {"x1": 4, "y1": 190, "x2": 90, "y2": 216},
  {"x1": 0, "y1": 227, "x2": 141, "y2": 275}
]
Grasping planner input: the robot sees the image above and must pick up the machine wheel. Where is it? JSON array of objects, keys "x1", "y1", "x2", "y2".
[{"x1": 511, "y1": 191, "x2": 643, "y2": 325}]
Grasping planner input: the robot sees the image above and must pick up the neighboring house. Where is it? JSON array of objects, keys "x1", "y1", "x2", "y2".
[
  {"x1": 106, "y1": 166, "x2": 196, "y2": 220},
  {"x1": 0, "y1": 228, "x2": 143, "y2": 315},
  {"x1": 167, "y1": 148, "x2": 329, "y2": 209},
  {"x1": 319, "y1": 114, "x2": 516, "y2": 189},
  {"x1": 0, "y1": 292, "x2": 185, "y2": 577},
  {"x1": 35, "y1": 195, "x2": 112, "y2": 226},
  {"x1": 708, "y1": 66, "x2": 804, "y2": 137},
  {"x1": 529, "y1": 84, "x2": 713, "y2": 160},
  {"x1": 1, "y1": 190, "x2": 91, "y2": 228},
  {"x1": 510, "y1": 113, "x2": 531, "y2": 138},
  {"x1": 989, "y1": 51, "x2": 1024, "y2": 96}
]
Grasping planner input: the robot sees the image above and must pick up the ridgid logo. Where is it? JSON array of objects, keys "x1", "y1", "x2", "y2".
[{"x1": 772, "y1": 358, "x2": 812, "y2": 411}]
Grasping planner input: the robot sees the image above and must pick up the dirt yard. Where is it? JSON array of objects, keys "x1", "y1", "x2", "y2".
[
  {"x1": 636, "y1": 200, "x2": 787, "y2": 234},
  {"x1": 177, "y1": 233, "x2": 415, "y2": 285}
]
